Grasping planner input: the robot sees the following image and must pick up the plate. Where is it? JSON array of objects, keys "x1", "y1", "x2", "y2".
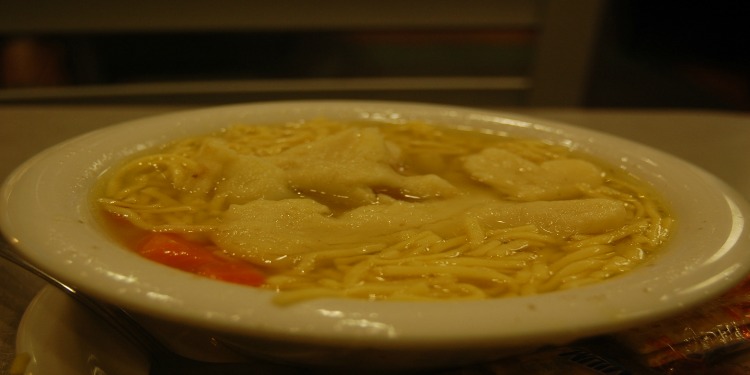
[{"x1": 15, "y1": 286, "x2": 150, "y2": 375}]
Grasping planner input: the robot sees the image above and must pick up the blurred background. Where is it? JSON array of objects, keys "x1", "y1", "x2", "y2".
[{"x1": 1, "y1": 0, "x2": 747, "y2": 110}]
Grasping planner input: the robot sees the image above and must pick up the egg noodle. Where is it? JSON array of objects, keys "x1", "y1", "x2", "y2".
[{"x1": 97, "y1": 119, "x2": 672, "y2": 304}]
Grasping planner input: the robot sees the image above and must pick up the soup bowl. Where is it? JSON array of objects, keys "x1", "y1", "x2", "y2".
[{"x1": 2, "y1": 101, "x2": 749, "y2": 371}]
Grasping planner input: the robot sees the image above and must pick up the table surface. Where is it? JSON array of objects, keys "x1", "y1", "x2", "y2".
[{"x1": 1, "y1": 104, "x2": 749, "y2": 374}]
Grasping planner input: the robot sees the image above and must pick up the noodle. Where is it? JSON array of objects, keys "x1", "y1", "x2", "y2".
[{"x1": 95, "y1": 119, "x2": 673, "y2": 304}]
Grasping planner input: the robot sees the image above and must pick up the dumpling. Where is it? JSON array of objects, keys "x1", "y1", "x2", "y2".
[
  {"x1": 271, "y1": 127, "x2": 458, "y2": 207},
  {"x1": 463, "y1": 148, "x2": 603, "y2": 201},
  {"x1": 212, "y1": 196, "x2": 629, "y2": 267}
]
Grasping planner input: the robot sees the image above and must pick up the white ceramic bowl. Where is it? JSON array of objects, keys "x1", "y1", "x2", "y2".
[{"x1": 2, "y1": 101, "x2": 750, "y2": 371}]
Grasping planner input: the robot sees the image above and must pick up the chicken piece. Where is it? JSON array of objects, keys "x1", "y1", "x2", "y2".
[
  {"x1": 271, "y1": 127, "x2": 458, "y2": 207},
  {"x1": 463, "y1": 148, "x2": 603, "y2": 201}
]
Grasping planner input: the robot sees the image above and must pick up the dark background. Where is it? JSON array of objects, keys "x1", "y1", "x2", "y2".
[
  {"x1": 1, "y1": 1, "x2": 748, "y2": 110},
  {"x1": 587, "y1": 2, "x2": 750, "y2": 110}
]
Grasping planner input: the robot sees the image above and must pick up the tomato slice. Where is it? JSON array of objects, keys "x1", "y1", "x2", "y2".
[{"x1": 137, "y1": 233, "x2": 265, "y2": 286}]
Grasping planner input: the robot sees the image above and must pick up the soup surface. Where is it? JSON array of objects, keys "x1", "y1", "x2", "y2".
[{"x1": 95, "y1": 119, "x2": 672, "y2": 304}]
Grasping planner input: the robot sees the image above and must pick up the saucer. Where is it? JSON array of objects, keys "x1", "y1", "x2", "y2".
[{"x1": 15, "y1": 285, "x2": 150, "y2": 375}]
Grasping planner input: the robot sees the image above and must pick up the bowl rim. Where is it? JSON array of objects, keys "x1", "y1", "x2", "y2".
[{"x1": 2, "y1": 100, "x2": 749, "y2": 349}]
